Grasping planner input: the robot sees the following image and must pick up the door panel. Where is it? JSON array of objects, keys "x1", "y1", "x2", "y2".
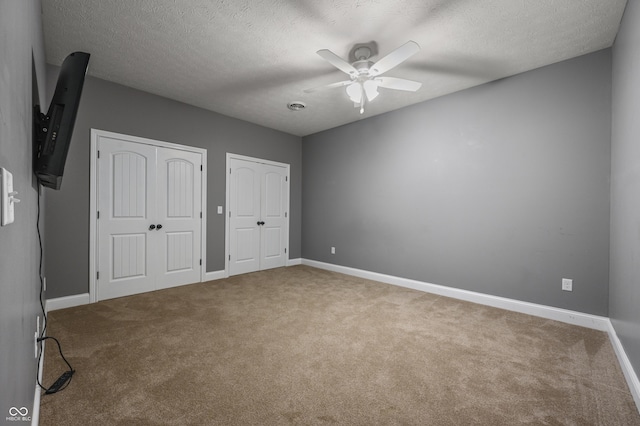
[
  {"x1": 166, "y1": 231, "x2": 194, "y2": 272},
  {"x1": 166, "y1": 160, "x2": 194, "y2": 217},
  {"x1": 264, "y1": 171, "x2": 282, "y2": 217},
  {"x1": 263, "y1": 227, "x2": 282, "y2": 258},
  {"x1": 112, "y1": 152, "x2": 147, "y2": 217},
  {"x1": 98, "y1": 138, "x2": 156, "y2": 300},
  {"x1": 111, "y1": 233, "x2": 146, "y2": 280},
  {"x1": 235, "y1": 228, "x2": 257, "y2": 260},
  {"x1": 236, "y1": 167, "x2": 258, "y2": 216}
]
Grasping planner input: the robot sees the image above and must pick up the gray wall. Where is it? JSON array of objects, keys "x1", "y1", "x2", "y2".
[
  {"x1": 0, "y1": 0, "x2": 46, "y2": 420},
  {"x1": 611, "y1": 0, "x2": 640, "y2": 377},
  {"x1": 44, "y1": 72, "x2": 301, "y2": 298},
  {"x1": 303, "y1": 49, "x2": 612, "y2": 315}
]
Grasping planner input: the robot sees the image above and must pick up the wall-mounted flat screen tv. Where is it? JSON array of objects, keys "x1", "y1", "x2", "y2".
[{"x1": 34, "y1": 51, "x2": 90, "y2": 190}]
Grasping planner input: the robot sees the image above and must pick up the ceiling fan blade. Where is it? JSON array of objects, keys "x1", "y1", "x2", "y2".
[
  {"x1": 369, "y1": 41, "x2": 420, "y2": 77},
  {"x1": 304, "y1": 80, "x2": 352, "y2": 93},
  {"x1": 375, "y1": 76, "x2": 422, "y2": 92},
  {"x1": 317, "y1": 49, "x2": 358, "y2": 76}
]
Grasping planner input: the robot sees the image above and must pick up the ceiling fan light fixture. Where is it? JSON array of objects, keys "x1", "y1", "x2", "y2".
[
  {"x1": 363, "y1": 80, "x2": 379, "y2": 102},
  {"x1": 346, "y1": 82, "x2": 363, "y2": 103}
]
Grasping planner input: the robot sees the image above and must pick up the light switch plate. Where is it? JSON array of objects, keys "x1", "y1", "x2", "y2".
[{"x1": 1, "y1": 168, "x2": 16, "y2": 226}]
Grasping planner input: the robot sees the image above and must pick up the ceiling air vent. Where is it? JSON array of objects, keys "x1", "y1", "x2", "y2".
[{"x1": 287, "y1": 102, "x2": 306, "y2": 111}]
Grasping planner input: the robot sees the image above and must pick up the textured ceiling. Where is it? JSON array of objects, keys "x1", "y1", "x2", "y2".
[{"x1": 42, "y1": 0, "x2": 627, "y2": 137}]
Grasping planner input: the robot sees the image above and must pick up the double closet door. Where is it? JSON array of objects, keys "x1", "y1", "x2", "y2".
[
  {"x1": 228, "y1": 155, "x2": 289, "y2": 276},
  {"x1": 96, "y1": 134, "x2": 203, "y2": 301}
]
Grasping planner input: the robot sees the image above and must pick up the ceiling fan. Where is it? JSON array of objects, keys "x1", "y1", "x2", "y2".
[{"x1": 305, "y1": 41, "x2": 422, "y2": 114}]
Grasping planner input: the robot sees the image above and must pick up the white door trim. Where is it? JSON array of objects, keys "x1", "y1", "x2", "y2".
[
  {"x1": 89, "y1": 129, "x2": 207, "y2": 303},
  {"x1": 225, "y1": 153, "x2": 290, "y2": 277}
]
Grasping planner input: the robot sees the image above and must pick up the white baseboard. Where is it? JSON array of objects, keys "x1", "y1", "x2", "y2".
[
  {"x1": 204, "y1": 270, "x2": 226, "y2": 281},
  {"x1": 205, "y1": 262, "x2": 300, "y2": 280},
  {"x1": 31, "y1": 385, "x2": 40, "y2": 426},
  {"x1": 607, "y1": 320, "x2": 640, "y2": 412},
  {"x1": 31, "y1": 336, "x2": 45, "y2": 426},
  {"x1": 301, "y1": 259, "x2": 640, "y2": 414},
  {"x1": 301, "y1": 259, "x2": 609, "y2": 330},
  {"x1": 46, "y1": 293, "x2": 91, "y2": 312}
]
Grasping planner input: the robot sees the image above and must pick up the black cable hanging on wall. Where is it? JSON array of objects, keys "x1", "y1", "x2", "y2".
[{"x1": 35, "y1": 185, "x2": 75, "y2": 394}]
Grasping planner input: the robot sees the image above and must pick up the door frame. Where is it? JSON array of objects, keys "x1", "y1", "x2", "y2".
[
  {"x1": 225, "y1": 153, "x2": 290, "y2": 277},
  {"x1": 89, "y1": 129, "x2": 207, "y2": 303}
]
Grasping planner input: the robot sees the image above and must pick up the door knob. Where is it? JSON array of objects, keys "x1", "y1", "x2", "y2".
[
  {"x1": 149, "y1": 224, "x2": 156, "y2": 230},
  {"x1": 156, "y1": 224, "x2": 163, "y2": 230},
  {"x1": 256, "y1": 221, "x2": 265, "y2": 226}
]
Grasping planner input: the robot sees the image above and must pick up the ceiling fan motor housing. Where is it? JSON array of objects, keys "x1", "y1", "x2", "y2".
[{"x1": 352, "y1": 60, "x2": 374, "y2": 80}]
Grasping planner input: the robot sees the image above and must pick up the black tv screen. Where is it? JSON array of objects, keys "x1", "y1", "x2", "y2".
[{"x1": 34, "y1": 51, "x2": 90, "y2": 189}]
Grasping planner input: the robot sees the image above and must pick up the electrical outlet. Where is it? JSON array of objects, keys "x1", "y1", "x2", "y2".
[
  {"x1": 331, "y1": 247, "x2": 336, "y2": 255},
  {"x1": 562, "y1": 278, "x2": 573, "y2": 292}
]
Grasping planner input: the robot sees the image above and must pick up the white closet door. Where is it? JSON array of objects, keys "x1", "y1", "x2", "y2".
[
  {"x1": 96, "y1": 134, "x2": 203, "y2": 301},
  {"x1": 228, "y1": 159, "x2": 261, "y2": 276},
  {"x1": 260, "y1": 164, "x2": 288, "y2": 270},
  {"x1": 156, "y1": 148, "x2": 202, "y2": 289},
  {"x1": 228, "y1": 156, "x2": 289, "y2": 276},
  {"x1": 97, "y1": 137, "x2": 157, "y2": 300}
]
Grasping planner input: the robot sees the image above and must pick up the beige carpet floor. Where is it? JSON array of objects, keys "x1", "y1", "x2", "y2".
[{"x1": 40, "y1": 265, "x2": 640, "y2": 425}]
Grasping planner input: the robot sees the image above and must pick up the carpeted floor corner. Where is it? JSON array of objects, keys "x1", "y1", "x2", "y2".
[{"x1": 39, "y1": 266, "x2": 640, "y2": 425}]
